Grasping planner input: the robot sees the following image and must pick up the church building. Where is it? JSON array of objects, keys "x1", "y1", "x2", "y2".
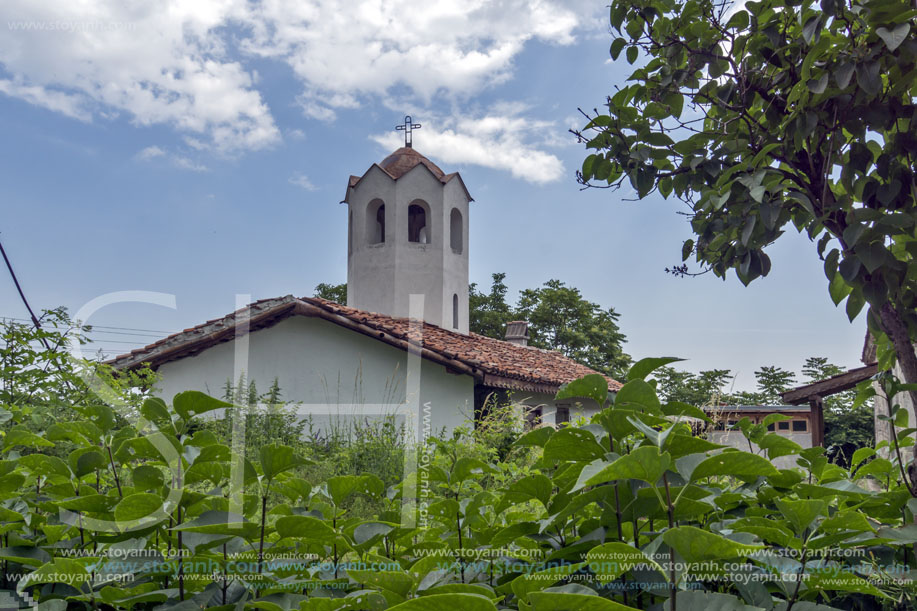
[{"x1": 110, "y1": 124, "x2": 620, "y2": 434}]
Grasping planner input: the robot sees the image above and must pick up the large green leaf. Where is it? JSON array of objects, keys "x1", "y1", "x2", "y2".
[
  {"x1": 528, "y1": 592, "x2": 639, "y2": 610},
  {"x1": 275, "y1": 515, "x2": 337, "y2": 543},
  {"x1": 543, "y1": 428, "x2": 606, "y2": 463},
  {"x1": 500, "y1": 474, "x2": 554, "y2": 509},
  {"x1": 72, "y1": 404, "x2": 116, "y2": 432},
  {"x1": 671, "y1": 591, "x2": 766, "y2": 610},
  {"x1": 775, "y1": 498, "x2": 827, "y2": 536},
  {"x1": 690, "y1": 452, "x2": 779, "y2": 481},
  {"x1": 613, "y1": 379, "x2": 662, "y2": 414},
  {"x1": 326, "y1": 474, "x2": 384, "y2": 506},
  {"x1": 172, "y1": 390, "x2": 232, "y2": 420},
  {"x1": 18, "y1": 558, "x2": 90, "y2": 590},
  {"x1": 490, "y1": 521, "x2": 540, "y2": 547},
  {"x1": 662, "y1": 401, "x2": 712, "y2": 423},
  {"x1": 510, "y1": 562, "x2": 588, "y2": 602},
  {"x1": 666, "y1": 435, "x2": 723, "y2": 459},
  {"x1": 876, "y1": 23, "x2": 910, "y2": 52},
  {"x1": 758, "y1": 434, "x2": 803, "y2": 459},
  {"x1": 513, "y1": 426, "x2": 554, "y2": 449},
  {"x1": 585, "y1": 542, "x2": 663, "y2": 583},
  {"x1": 172, "y1": 509, "x2": 260, "y2": 539},
  {"x1": 353, "y1": 521, "x2": 396, "y2": 545},
  {"x1": 114, "y1": 492, "x2": 168, "y2": 524},
  {"x1": 386, "y1": 594, "x2": 497, "y2": 611},
  {"x1": 555, "y1": 374, "x2": 608, "y2": 406},
  {"x1": 576, "y1": 445, "x2": 672, "y2": 487},
  {"x1": 69, "y1": 447, "x2": 108, "y2": 478},
  {"x1": 346, "y1": 569, "x2": 414, "y2": 597},
  {"x1": 260, "y1": 443, "x2": 311, "y2": 483},
  {"x1": 19, "y1": 454, "x2": 71, "y2": 479},
  {"x1": 3, "y1": 426, "x2": 54, "y2": 451},
  {"x1": 56, "y1": 494, "x2": 119, "y2": 513},
  {"x1": 628, "y1": 357, "x2": 684, "y2": 381},
  {"x1": 132, "y1": 465, "x2": 166, "y2": 489},
  {"x1": 452, "y1": 457, "x2": 494, "y2": 483},
  {"x1": 0, "y1": 473, "x2": 25, "y2": 494},
  {"x1": 140, "y1": 397, "x2": 173, "y2": 430},
  {"x1": 663, "y1": 526, "x2": 765, "y2": 564},
  {"x1": 0, "y1": 546, "x2": 51, "y2": 567}
]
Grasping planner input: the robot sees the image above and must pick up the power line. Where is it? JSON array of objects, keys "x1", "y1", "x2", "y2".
[
  {"x1": 0, "y1": 235, "x2": 53, "y2": 351},
  {"x1": 0, "y1": 315, "x2": 175, "y2": 336}
]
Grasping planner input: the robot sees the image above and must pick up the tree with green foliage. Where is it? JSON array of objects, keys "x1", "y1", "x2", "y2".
[
  {"x1": 516, "y1": 279, "x2": 631, "y2": 378},
  {"x1": 469, "y1": 272, "x2": 514, "y2": 338},
  {"x1": 577, "y1": 0, "x2": 917, "y2": 421},
  {"x1": 320, "y1": 275, "x2": 632, "y2": 378},
  {"x1": 653, "y1": 366, "x2": 734, "y2": 406},
  {"x1": 0, "y1": 308, "x2": 155, "y2": 435},
  {"x1": 313, "y1": 282, "x2": 347, "y2": 304},
  {"x1": 753, "y1": 365, "x2": 797, "y2": 404}
]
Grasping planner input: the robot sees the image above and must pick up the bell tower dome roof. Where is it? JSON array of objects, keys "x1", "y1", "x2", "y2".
[{"x1": 379, "y1": 147, "x2": 445, "y2": 180}]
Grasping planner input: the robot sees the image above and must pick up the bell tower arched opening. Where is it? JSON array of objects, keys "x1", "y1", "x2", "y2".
[{"x1": 408, "y1": 201, "x2": 429, "y2": 244}]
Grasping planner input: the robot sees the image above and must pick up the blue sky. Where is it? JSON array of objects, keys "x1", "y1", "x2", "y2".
[{"x1": 0, "y1": 1, "x2": 866, "y2": 390}]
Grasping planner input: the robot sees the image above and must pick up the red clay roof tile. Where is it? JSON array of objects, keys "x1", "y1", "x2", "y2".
[{"x1": 107, "y1": 295, "x2": 621, "y2": 393}]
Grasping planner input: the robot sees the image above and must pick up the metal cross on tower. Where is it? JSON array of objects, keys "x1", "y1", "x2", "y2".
[{"x1": 395, "y1": 116, "x2": 421, "y2": 148}]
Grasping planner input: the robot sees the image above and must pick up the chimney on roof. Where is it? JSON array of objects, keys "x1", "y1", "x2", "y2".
[{"x1": 505, "y1": 321, "x2": 529, "y2": 346}]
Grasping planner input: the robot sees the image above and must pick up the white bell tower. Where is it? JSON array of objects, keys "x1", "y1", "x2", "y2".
[{"x1": 342, "y1": 119, "x2": 472, "y2": 333}]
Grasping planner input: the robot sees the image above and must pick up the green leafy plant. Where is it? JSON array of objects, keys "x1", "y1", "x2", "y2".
[{"x1": 3, "y1": 354, "x2": 917, "y2": 610}]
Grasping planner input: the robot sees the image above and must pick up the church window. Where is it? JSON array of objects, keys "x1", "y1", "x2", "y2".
[
  {"x1": 368, "y1": 199, "x2": 385, "y2": 244},
  {"x1": 408, "y1": 203, "x2": 428, "y2": 243},
  {"x1": 525, "y1": 406, "x2": 542, "y2": 428},
  {"x1": 452, "y1": 293, "x2": 459, "y2": 328},
  {"x1": 450, "y1": 208, "x2": 463, "y2": 253}
]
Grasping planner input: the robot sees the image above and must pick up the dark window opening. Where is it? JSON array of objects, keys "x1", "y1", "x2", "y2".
[
  {"x1": 767, "y1": 423, "x2": 775, "y2": 432},
  {"x1": 408, "y1": 204, "x2": 428, "y2": 243},
  {"x1": 452, "y1": 293, "x2": 459, "y2": 329},
  {"x1": 792, "y1": 420, "x2": 807, "y2": 432},
  {"x1": 368, "y1": 200, "x2": 385, "y2": 244},
  {"x1": 525, "y1": 407, "x2": 542, "y2": 429},
  {"x1": 556, "y1": 405, "x2": 570, "y2": 426},
  {"x1": 777, "y1": 421, "x2": 790, "y2": 431},
  {"x1": 450, "y1": 208, "x2": 463, "y2": 253}
]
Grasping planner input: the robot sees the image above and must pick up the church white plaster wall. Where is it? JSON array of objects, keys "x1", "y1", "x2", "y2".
[{"x1": 154, "y1": 316, "x2": 474, "y2": 436}]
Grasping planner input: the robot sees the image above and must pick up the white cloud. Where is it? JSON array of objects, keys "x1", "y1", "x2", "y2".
[
  {"x1": 135, "y1": 145, "x2": 208, "y2": 171},
  {"x1": 1, "y1": 0, "x2": 279, "y2": 153},
  {"x1": 0, "y1": 78, "x2": 90, "y2": 120},
  {"x1": 0, "y1": 0, "x2": 598, "y2": 176},
  {"x1": 371, "y1": 108, "x2": 565, "y2": 184},
  {"x1": 135, "y1": 145, "x2": 165, "y2": 160},
  {"x1": 243, "y1": 0, "x2": 597, "y2": 120},
  {"x1": 173, "y1": 156, "x2": 209, "y2": 172},
  {"x1": 289, "y1": 172, "x2": 317, "y2": 191}
]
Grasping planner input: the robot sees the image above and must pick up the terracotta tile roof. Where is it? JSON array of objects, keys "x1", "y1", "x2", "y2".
[{"x1": 107, "y1": 295, "x2": 621, "y2": 394}]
